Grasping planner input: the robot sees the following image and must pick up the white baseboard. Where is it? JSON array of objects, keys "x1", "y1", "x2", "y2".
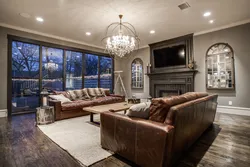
[
  {"x1": 217, "y1": 105, "x2": 250, "y2": 116},
  {"x1": 0, "y1": 109, "x2": 7, "y2": 118}
]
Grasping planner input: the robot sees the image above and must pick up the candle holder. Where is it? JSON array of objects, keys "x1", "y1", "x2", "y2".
[{"x1": 40, "y1": 88, "x2": 49, "y2": 107}]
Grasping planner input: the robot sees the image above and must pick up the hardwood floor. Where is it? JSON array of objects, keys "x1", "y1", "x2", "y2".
[{"x1": 0, "y1": 113, "x2": 249, "y2": 167}]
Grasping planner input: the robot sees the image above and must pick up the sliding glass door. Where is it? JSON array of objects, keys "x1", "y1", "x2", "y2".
[
  {"x1": 65, "y1": 51, "x2": 83, "y2": 90},
  {"x1": 11, "y1": 41, "x2": 40, "y2": 113},
  {"x1": 9, "y1": 37, "x2": 114, "y2": 115},
  {"x1": 42, "y1": 47, "x2": 63, "y2": 91},
  {"x1": 84, "y1": 54, "x2": 99, "y2": 88},
  {"x1": 100, "y1": 56, "x2": 113, "y2": 91}
]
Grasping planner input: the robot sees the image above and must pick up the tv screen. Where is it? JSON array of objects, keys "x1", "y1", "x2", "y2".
[{"x1": 153, "y1": 44, "x2": 186, "y2": 68}]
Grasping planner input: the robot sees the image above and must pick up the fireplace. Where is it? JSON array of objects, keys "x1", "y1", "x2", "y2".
[
  {"x1": 148, "y1": 70, "x2": 197, "y2": 98},
  {"x1": 159, "y1": 90, "x2": 181, "y2": 97}
]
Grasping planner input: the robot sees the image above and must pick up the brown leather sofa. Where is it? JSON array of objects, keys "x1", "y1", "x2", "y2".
[
  {"x1": 49, "y1": 90, "x2": 125, "y2": 121},
  {"x1": 100, "y1": 92, "x2": 218, "y2": 167}
]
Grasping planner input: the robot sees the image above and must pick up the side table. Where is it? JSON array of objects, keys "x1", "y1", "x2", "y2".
[{"x1": 36, "y1": 106, "x2": 54, "y2": 125}]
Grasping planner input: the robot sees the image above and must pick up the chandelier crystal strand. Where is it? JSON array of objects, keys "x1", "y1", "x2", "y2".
[{"x1": 102, "y1": 15, "x2": 139, "y2": 58}]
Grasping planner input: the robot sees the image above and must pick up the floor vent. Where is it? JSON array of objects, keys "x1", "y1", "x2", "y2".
[{"x1": 178, "y1": 2, "x2": 191, "y2": 10}]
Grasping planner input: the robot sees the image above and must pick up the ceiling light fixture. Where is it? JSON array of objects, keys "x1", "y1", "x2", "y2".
[
  {"x1": 150, "y1": 30, "x2": 155, "y2": 34},
  {"x1": 203, "y1": 12, "x2": 211, "y2": 17},
  {"x1": 86, "y1": 32, "x2": 91, "y2": 36},
  {"x1": 209, "y1": 20, "x2": 214, "y2": 24},
  {"x1": 36, "y1": 17, "x2": 44, "y2": 22},
  {"x1": 102, "y1": 15, "x2": 140, "y2": 58}
]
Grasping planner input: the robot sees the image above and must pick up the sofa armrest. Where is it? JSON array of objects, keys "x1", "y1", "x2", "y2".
[
  {"x1": 100, "y1": 111, "x2": 174, "y2": 167},
  {"x1": 48, "y1": 100, "x2": 62, "y2": 120}
]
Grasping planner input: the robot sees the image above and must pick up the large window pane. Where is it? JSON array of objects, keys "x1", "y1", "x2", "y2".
[
  {"x1": 100, "y1": 56, "x2": 113, "y2": 91},
  {"x1": 12, "y1": 41, "x2": 40, "y2": 113},
  {"x1": 66, "y1": 51, "x2": 83, "y2": 90},
  {"x1": 84, "y1": 54, "x2": 98, "y2": 88},
  {"x1": 42, "y1": 47, "x2": 63, "y2": 91}
]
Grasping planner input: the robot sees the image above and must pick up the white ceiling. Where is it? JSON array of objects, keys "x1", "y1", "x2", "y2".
[{"x1": 1, "y1": 0, "x2": 250, "y2": 48}]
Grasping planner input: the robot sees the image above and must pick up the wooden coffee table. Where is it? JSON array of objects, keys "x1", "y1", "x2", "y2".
[{"x1": 82, "y1": 102, "x2": 134, "y2": 123}]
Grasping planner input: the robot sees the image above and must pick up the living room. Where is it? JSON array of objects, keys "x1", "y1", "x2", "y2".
[{"x1": 0, "y1": 0, "x2": 250, "y2": 167}]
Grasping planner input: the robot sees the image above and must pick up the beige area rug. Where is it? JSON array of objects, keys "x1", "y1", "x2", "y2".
[{"x1": 38, "y1": 115, "x2": 112, "y2": 166}]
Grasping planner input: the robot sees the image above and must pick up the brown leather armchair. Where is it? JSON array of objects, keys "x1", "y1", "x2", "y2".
[{"x1": 101, "y1": 93, "x2": 218, "y2": 167}]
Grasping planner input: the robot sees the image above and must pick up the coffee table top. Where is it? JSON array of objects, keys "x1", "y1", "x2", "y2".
[{"x1": 82, "y1": 102, "x2": 134, "y2": 114}]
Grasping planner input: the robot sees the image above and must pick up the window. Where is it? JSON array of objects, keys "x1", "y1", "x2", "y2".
[
  {"x1": 42, "y1": 47, "x2": 63, "y2": 91},
  {"x1": 12, "y1": 41, "x2": 40, "y2": 113},
  {"x1": 100, "y1": 56, "x2": 113, "y2": 91},
  {"x1": 9, "y1": 36, "x2": 114, "y2": 114},
  {"x1": 206, "y1": 43, "x2": 235, "y2": 89},
  {"x1": 84, "y1": 54, "x2": 99, "y2": 88},
  {"x1": 66, "y1": 51, "x2": 83, "y2": 90},
  {"x1": 131, "y1": 58, "x2": 143, "y2": 89}
]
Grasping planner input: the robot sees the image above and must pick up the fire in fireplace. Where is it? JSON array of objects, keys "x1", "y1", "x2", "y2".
[{"x1": 159, "y1": 90, "x2": 181, "y2": 97}]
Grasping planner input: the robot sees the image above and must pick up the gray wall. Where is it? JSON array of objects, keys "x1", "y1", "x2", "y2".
[
  {"x1": 119, "y1": 23, "x2": 250, "y2": 108},
  {"x1": 194, "y1": 23, "x2": 250, "y2": 108},
  {"x1": 0, "y1": 26, "x2": 119, "y2": 110},
  {"x1": 114, "y1": 48, "x2": 150, "y2": 98}
]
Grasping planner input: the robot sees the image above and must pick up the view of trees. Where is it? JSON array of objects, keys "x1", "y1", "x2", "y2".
[{"x1": 12, "y1": 42, "x2": 39, "y2": 78}]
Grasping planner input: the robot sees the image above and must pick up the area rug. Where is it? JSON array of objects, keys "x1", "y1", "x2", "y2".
[{"x1": 38, "y1": 115, "x2": 112, "y2": 166}]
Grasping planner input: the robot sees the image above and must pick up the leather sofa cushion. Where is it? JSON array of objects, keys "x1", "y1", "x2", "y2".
[
  {"x1": 149, "y1": 96, "x2": 187, "y2": 123},
  {"x1": 92, "y1": 96, "x2": 124, "y2": 105},
  {"x1": 149, "y1": 92, "x2": 208, "y2": 123},
  {"x1": 61, "y1": 96, "x2": 124, "y2": 111},
  {"x1": 61, "y1": 100, "x2": 95, "y2": 111}
]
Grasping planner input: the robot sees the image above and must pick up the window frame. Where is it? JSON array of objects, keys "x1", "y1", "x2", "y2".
[
  {"x1": 131, "y1": 58, "x2": 144, "y2": 89},
  {"x1": 7, "y1": 35, "x2": 114, "y2": 116}
]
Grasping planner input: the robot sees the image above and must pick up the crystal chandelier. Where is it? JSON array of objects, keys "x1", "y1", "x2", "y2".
[
  {"x1": 44, "y1": 60, "x2": 58, "y2": 72},
  {"x1": 102, "y1": 15, "x2": 140, "y2": 58}
]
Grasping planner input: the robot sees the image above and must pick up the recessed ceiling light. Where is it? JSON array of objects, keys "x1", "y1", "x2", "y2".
[
  {"x1": 36, "y1": 17, "x2": 44, "y2": 22},
  {"x1": 203, "y1": 12, "x2": 211, "y2": 17},
  {"x1": 86, "y1": 32, "x2": 91, "y2": 36},
  {"x1": 150, "y1": 30, "x2": 155, "y2": 34},
  {"x1": 19, "y1": 13, "x2": 31, "y2": 19},
  {"x1": 209, "y1": 20, "x2": 214, "y2": 24}
]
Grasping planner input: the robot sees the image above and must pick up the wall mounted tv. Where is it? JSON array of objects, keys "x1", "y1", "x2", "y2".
[{"x1": 153, "y1": 44, "x2": 186, "y2": 68}]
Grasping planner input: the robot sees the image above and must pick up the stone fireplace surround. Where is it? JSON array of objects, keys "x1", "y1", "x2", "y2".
[{"x1": 148, "y1": 70, "x2": 197, "y2": 98}]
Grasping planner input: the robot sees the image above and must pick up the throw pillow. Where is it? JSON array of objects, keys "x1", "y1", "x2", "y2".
[
  {"x1": 101, "y1": 88, "x2": 110, "y2": 96},
  {"x1": 67, "y1": 90, "x2": 78, "y2": 101},
  {"x1": 87, "y1": 88, "x2": 105, "y2": 98},
  {"x1": 126, "y1": 102, "x2": 151, "y2": 119},
  {"x1": 81, "y1": 89, "x2": 91, "y2": 100},
  {"x1": 49, "y1": 94, "x2": 72, "y2": 104},
  {"x1": 53, "y1": 91, "x2": 71, "y2": 99}
]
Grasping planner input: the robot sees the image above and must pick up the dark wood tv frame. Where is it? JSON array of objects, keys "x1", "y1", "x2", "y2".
[{"x1": 149, "y1": 34, "x2": 193, "y2": 74}]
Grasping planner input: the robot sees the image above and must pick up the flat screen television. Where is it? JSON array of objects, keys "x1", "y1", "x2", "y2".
[{"x1": 153, "y1": 44, "x2": 186, "y2": 68}]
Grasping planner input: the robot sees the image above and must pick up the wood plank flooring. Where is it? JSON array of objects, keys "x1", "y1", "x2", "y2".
[{"x1": 0, "y1": 113, "x2": 249, "y2": 167}]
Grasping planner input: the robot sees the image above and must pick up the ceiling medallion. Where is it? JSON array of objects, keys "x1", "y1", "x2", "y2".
[{"x1": 102, "y1": 15, "x2": 140, "y2": 58}]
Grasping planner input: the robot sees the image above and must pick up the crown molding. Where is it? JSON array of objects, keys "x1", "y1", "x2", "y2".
[
  {"x1": 194, "y1": 18, "x2": 250, "y2": 36},
  {"x1": 0, "y1": 23, "x2": 104, "y2": 50}
]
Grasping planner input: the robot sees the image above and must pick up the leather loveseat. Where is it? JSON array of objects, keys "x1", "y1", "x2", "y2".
[
  {"x1": 100, "y1": 92, "x2": 218, "y2": 167},
  {"x1": 49, "y1": 88, "x2": 125, "y2": 121}
]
